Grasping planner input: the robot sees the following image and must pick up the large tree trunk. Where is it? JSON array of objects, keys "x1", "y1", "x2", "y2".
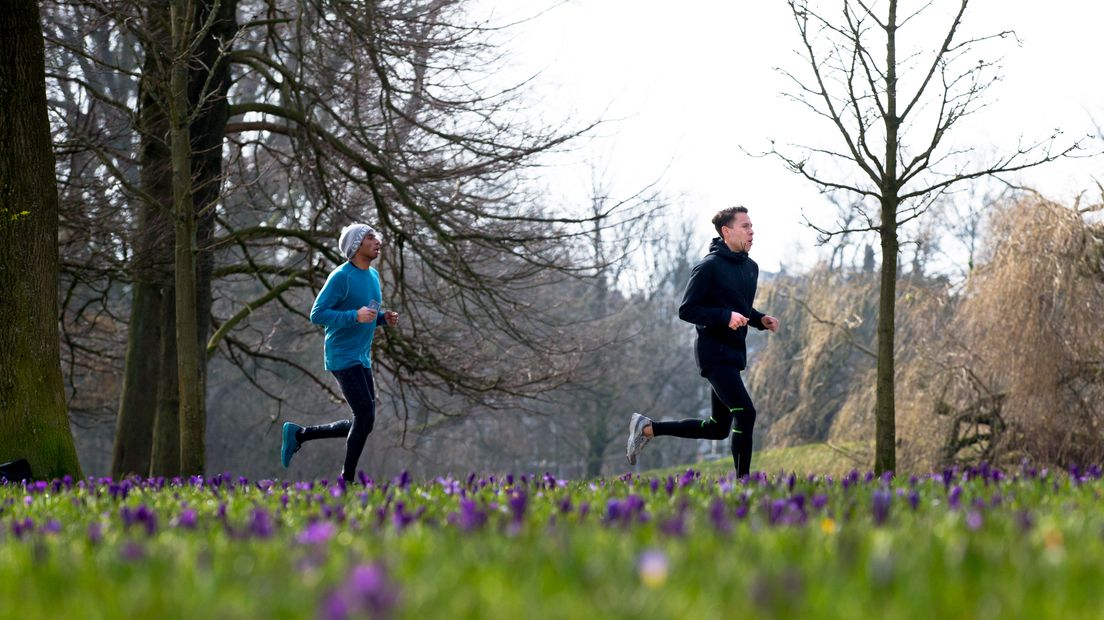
[
  {"x1": 111, "y1": 283, "x2": 165, "y2": 477},
  {"x1": 167, "y1": 0, "x2": 236, "y2": 476},
  {"x1": 124, "y1": 0, "x2": 234, "y2": 477},
  {"x1": 0, "y1": 0, "x2": 84, "y2": 480},
  {"x1": 112, "y1": 0, "x2": 175, "y2": 478},
  {"x1": 169, "y1": 0, "x2": 204, "y2": 476},
  {"x1": 873, "y1": 0, "x2": 900, "y2": 475},
  {"x1": 150, "y1": 286, "x2": 180, "y2": 476},
  {"x1": 186, "y1": 0, "x2": 238, "y2": 462}
]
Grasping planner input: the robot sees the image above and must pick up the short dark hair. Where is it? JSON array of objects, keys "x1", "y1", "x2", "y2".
[{"x1": 712, "y1": 206, "x2": 749, "y2": 235}]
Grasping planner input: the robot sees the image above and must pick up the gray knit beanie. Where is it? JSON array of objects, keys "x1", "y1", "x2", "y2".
[{"x1": 337, "y1": 223, "x2": 381, "y2": 260}]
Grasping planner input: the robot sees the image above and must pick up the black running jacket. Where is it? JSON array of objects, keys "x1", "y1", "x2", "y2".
[{"x1": 678, "y1": 237, "x2": 766, "y2": 374}]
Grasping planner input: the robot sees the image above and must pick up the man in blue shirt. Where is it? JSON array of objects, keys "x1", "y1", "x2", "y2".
[{"x1": 280, "y1": 223, "x2": 399, "y2": 481}]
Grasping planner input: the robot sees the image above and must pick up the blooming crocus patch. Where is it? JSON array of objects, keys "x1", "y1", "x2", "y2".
[{"x1": 1, "y1": 464, "x2": 1102, "y2": 619}]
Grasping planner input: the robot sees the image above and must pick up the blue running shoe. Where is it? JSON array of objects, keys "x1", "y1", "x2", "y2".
[{"x1": 281, "y1": 422, "x2": 304, "y2": 468}]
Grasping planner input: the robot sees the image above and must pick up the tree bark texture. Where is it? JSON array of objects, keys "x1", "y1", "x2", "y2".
[
  {"x1": 0, "y1": 0, "x2": 84, "y2": 479},
  {"x1": 874, "y1": 0, "x2": 900, "y2": 475}
]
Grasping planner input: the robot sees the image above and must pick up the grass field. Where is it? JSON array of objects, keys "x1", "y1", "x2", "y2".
[
  {"x1": 658, "y1": 440, "x2": 874, "y2": 480},
  {"x1": 2, "y1": 448, "x2": 1102, "y2": 619}
]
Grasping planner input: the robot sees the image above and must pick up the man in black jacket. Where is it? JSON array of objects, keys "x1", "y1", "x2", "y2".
[{"x1": 626, "y1": 206, "x2": 779, "y2": 477}]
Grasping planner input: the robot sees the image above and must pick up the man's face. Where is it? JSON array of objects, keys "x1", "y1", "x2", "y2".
[
  {"x1": 359, "y1": 233, "x2": 381, "y2": 261},
  {"x1": 723, "y1": 212, "x2": 753, "y2": 253}
]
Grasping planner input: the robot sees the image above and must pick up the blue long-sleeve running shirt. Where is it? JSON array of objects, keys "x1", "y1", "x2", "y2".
[{"x1": 309, "y1": 262, "x2": 386, "y2": 371}]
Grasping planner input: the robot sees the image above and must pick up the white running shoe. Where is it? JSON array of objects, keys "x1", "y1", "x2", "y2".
[{"x1": 626, "y1": 412, "x2": 653, "y2": 466}]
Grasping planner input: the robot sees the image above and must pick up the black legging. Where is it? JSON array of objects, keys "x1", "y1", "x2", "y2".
[
  {"x1": 650, "y1": 364, "x2": 757, "y2": 477},
  {"x1": 298, "y1": 364, "x2": 376, "y2": 481}
]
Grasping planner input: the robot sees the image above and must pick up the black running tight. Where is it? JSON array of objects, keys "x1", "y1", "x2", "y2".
[
  {"x1": 650, "y1": 365, "x2": 757, "y2": 477},
  {"x1": 297, "y1": 364, "x2": 376, "y2": 481}
]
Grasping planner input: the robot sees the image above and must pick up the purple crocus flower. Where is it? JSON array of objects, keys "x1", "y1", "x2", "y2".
[
  {"x1": 907, "y1": 490, "x2": 920, "y2": 511},
  {"x1": 789, "y1": 494, "x2": 806, "y2": 516},
  {"x1": 453, "y1": 498, "x2": 486, "y2": 532},
  {"x1": 175, "y1": 508, "x2": 198, "y2": 529},
  {"x1": 649, "y1": 478, "x2": 660, "y2": 494},
  {"x1": 718, "y1": 478, "x2": 734, "y2": 495},
  {"x1": 121, "y1": 505, "x2": 157, "y2": 536},
  {"x1": 321, "y1": 592, "x2": 350, "y2": 620},
  {"x1": 678, "y1": 469, "x2": 696, "y2": 488},
  {"x1": 297, "y1": 520, "x2": 337, "y2": 545},
  {"x1": 507, "y1": 490, "x2": 528, "y2": 525},
  {"x1": 811, "y1": 494, "x2": 829, "y2": 511},
  {"x1": 108, "y1": 482, "x2": 130, "y2": 501},
  {"x1": 341, "y1": 564, "x2": 400, "y2": 619},
  {"x1": 871, "y1": 490, "x2": 891, "y2": 526},
  {"x1": 605, "y1": 495, "x2": 648, "y2": 527},
  {"x1": 948, "y1": 485, "x2": 963, "y2": 510},
  {"x1": 392, "y1": 502, "x2": 415, "y2": 531},
  {"x1": 558, "y1": 496, "x2": 573, "y2": 514},
  {"x1": 10, "y1": 517, "x2": 33, "y2": 539},
  {"x1": 766, "y1": 499, "x2": 787, "y2": 525},
  {"x1": 249, "y1": 508, "x2": 275, "y2": 539},
  {"x1": 966, "y1": 511, "x2": 983, "y2": 531},
  {"x1": 87, "y1": 521, "x2": 103, "y2": 544},
  {"x1": 659, "y1": 513, "x2": 686, "y2": 537},
  {"x1": 709, "y1": 498, "x2": 731, "y2": 535},
  {"x1": 119, "y1": 541, "x2": 145, "y2": 562},
  {"x1": 734, "y1": 502, "x2": 750, "y2": 521},
  {"x1": 605, "y1": 499, "x2": 624, "y2": 524}
]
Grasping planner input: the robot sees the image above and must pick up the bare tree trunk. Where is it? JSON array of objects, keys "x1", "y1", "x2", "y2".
[
  {"x1": 873, "y1": 1, "x2": 900, "y2": 475},
  {"x1": 112, "y1": 0, "x2": 175, "y2": 478},
  {"x1": 170, "y1": 0, "x2": 204, "y2": 476},
  {"x1": 111, "y1": 283, "x2": 165, "y2": 476},
  {"x1": 151, "y1": 287, "x2": 180, "y2": 476},
  {"x1": 875, "y1": 197, "x2": 898, "y2": 474},
  {"x1": 187, "y1": 0, "x2": 238, "y2": 460},
  {"x1": 0, "y1": 0, "x2": 83, "y2": 479}
]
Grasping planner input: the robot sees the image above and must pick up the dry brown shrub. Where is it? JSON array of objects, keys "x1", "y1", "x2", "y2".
[
  {"x1": 750, "y1": 195, "x2": 1103, "y2": 471},
  {"x1": 749, "y1": 268, "x2": 878, "y2": 448},
  {"x1": 938, "y1": 195, "x2": 1104, "y2": 467}
]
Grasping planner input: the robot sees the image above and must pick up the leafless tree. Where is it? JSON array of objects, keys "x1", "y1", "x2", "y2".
[
  {"x1": 44, "y1": 0, "x2": 646, "y2": 476},
  {"x1": 773, "y1": 0, "x2": 1081, "y2": 473}
]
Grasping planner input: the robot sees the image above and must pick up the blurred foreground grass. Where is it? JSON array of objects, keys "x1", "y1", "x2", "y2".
[{"x1": 2, "y1": 459, "x2": 1102, "y2": 620}]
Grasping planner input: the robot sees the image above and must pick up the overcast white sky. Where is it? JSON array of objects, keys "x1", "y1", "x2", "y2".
[{"x1": 477, "y1": 1, "x2": 1104, "y2": 272}]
